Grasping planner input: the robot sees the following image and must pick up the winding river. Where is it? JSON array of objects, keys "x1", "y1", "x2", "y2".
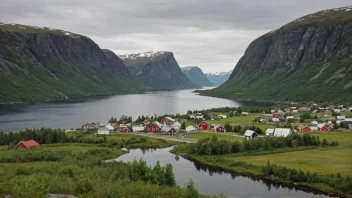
[{"x1": 113, "y1": 147, "x2": 332, "y2": 198}]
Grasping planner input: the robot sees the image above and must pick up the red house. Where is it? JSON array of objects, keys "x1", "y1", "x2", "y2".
[
  {"x1": 318, "y1": 124, "x2": 331, "y2": 131},
  {"x1": 143, "y1": 120, "x2": 150, "y2": 125},
  {"x1": 197, "y1": 121, "x2": 210, "y2": 131},
  {"x1": 273, "y1": 114, "x2": 281, "y2": 118},
  {"x1": 214, "y1": 125, "x2": 226, "y2": 132},
  {"x1": 298, "y1": 125, "x2": 312, "y2": 133},
  {"x1": 146, "y1": 122, "x2": 162, "y2": 132},
  {"x1": 123, "y1": 128, "x2": 132, "y2": 133},
  {"x1": 160, "y1": 117, "x2": 175, "y2": 124},
  {"x1": 16, "y1": 140, "x2": 40, "y2": 149}
]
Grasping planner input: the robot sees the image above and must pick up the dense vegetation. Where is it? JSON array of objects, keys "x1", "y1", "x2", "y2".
[
  {"x1": 0, "y1": 128, "x2": 171, "y2": 149},
  {"x1": 185, "y1": 134, "x2": 337, "y2": 155},
  {"x1": 263, "y1": 161, "x2": 352, "y2": 194},
  {"x1": 0, "y1": 147, "x2": 213, "y2": 198}
]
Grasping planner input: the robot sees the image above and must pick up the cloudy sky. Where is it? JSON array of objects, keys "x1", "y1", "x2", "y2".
[{"x1": 0, "y1": 0, "x2": 351, "y2": 73}]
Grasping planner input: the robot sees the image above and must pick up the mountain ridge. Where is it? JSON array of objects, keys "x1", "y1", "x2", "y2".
[
  {"x1": 0, "y1": 22, "x2": 145, "y2": 103},
  {"x1": 121, "y1": 51, "x2": 199, "y2": 90},
  {"x1": 200, "y1": 5, "x2": 352, "y2": 103},
  {"x1": 204, "y1": 70, "x2": 233, "y2": 86},
  {"x1": 181, "y1": 66, "x2": 214, "y2": 87}
]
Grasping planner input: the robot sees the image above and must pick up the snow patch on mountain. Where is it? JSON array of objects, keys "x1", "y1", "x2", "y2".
[{"x1": 119, "y1": 51, "x2": 168, "y2": 60}]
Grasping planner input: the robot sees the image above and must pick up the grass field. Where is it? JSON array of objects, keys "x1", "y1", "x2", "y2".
[
  {"x1": 190, "y1": 131, "x2": 352, "y2": 177},
  {"x1": 0, "y1": 143, "x2": 122, "y2": 157},
  {"x1": 184, "y1": 132, "x2": 244, "y2": 142},
  {"x1": 236, "y1": 132, "x2": 352, "y2": 176}
]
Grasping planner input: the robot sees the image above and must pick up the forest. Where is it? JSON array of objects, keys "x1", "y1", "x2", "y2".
[{"x1": 186, "y1": 134, "x2": 338, "y2": 155}]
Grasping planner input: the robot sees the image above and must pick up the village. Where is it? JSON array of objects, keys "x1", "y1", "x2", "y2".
[{"x1": 78, "y1": 103, "x2": 352, "y2": 143}]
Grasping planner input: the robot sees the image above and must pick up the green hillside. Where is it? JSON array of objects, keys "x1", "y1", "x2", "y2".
[
  {"x1": 200, "y1": 6, "x2": 352, "y2": 103},
  {"x1": 0, "y1": 23, "x2": 145, "y2": 103}
]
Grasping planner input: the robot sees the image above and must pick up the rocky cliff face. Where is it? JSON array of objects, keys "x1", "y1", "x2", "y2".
[
  {"x1": 202, "y1": 6, "x2": 352, "y2": 103},
  {"x1": 121, "y1": 52, "x2": 199, "y2": 90},
  {"x1": 181, "y1": 66, "x2": 214, "y2": 87},
  {"x1": 0, "y1": 23, "x2": 144, "y2": 103},
  {"x1": 204, "y1": 70, "x2": 233, "y2": 86}
]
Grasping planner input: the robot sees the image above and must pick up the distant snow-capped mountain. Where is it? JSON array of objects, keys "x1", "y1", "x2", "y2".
[
  {"x1": 205, "y1": 70, "x2": 233, "y2": 86},
  {"x1": 181, "y1": 66, "x2": 214, "y2": 87}
]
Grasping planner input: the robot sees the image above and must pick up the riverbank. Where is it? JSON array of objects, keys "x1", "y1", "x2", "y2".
[
  {"x1": 172, "y1": 149, "x2": 351, "y2": 198},
  {"x1": 0, "y1": 138, "x2": 217, "y2": 197},
  {"x1": 171, "y1": 144, "x2": 352, "y2": 198}
]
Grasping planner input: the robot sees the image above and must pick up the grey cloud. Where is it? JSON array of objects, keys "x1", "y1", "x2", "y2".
[{"x1": 0, "y1": 0, "x2": 351, "y2": 72}]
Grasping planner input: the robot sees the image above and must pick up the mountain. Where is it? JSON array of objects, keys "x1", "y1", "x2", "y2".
[
  {"x1": 200, "y1": 6, "x2": 352, "y2": 103},
  {"x1": 0, "y1": 23, "x2": 145, "y2": 103},
  {"x1": 181, "y1": 66, "x2": 214, "y2": 87},
  {"x1": 204, "y1": 70, "x2": 233, "y2": 86},
  {"x1": 120, "y1": 51, "x2": 199, "y2": 90}
]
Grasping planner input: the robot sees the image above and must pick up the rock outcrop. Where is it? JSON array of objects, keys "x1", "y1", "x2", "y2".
[
  {"x1": 201, "y1": 6, "x2": 352, "y2": 102},
  {"x1": 0, "y1": 23, "x2": 144, "y2": 103},
  {"x1": 181, "y1": 66, "x2": 214, "y2": 87},
  {"x1": 121, "y1": 52, "x2": 199, "y2": 90}
]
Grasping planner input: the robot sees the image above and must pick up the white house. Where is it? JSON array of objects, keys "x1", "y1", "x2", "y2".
[
  {"x1": 337, "y1": 116, "x2": 346, "y2": 120},
  {"x1": 265, "y1": 128, "x2": 275, "y2": 136},
  {"x1": 273, "y1": 128, "x2": 292, "y2": 137},
  {"x1": 196, "y1": 115, "x2": 204, "y2": 119},
  {"x1": 98, "y1": 127, "x2": 110, "y2": 135},
  {"x1": 272, "y1": 118, "x2": 280, "y2": 122},
  {"x1": 310, "y1": 126, "x2": 319, "y2": 131},
  {"x1": 105, "y1": 123, "x2": 115, "y2": 131},
  {"x1": 172, "y1": 122, "x2": 182, "y2": 128},
  {"x1": 244, "y1": 130, "x2": 257, "y2": 140},
  {"x1": 292, "y1": 110, "x2": 298, "y2": 113},
  {"x1": 132, "y1": 125, "x2": 144, "y2": 132},
  {"x1": 186, "y1": 126, "x2": 197, "y2": 133},
  {"x1": 290, "y1": 107, "x2": 297, "y2": 110},
  {"x1": 286, "y1": 116, "x2": 294, "y2": 121},
  {"x1": 242, "y1": 112, "x2": 249, "y2": 116},
  {"x1": 218, "y1": 115, "x2": 227, "y2": 119},
  {"x1": 311, "y1": 121, "x2": 318, "y2": 125},
  {"x1": 333, "y1": 109, "x2": 341, "y2": 113},
  {"x1": 344, "y1": 118, "x2": 352, "y2": 123},
  {"x1": 349, "y1": 107, "x2": 352, "y2": 112}
]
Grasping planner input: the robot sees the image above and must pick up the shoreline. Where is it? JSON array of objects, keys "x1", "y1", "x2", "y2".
[{"x1": 173, "y1": 151, "x2": 352, "y2": 198}]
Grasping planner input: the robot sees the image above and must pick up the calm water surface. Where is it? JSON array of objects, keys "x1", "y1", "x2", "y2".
[
  {"x1": 114, "y1": 147, "x2": 332, "y2": 198},
  {"x1": 0, "y1": 89, "x2": 272, "y2": 132}
]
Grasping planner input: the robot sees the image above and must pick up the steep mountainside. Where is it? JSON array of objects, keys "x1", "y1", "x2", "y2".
[
  {"x1": 0, "y1": 23, "x2": 145, "y2": 103},
  {"x1": 201, "y1": 6, "x2": 352, "y2": 103},
  {"x1": 205, "y1": 70, "x2": 233, "y2": 86},
  {"x1": 181, "y1": 66, "x2": 214, "y2": 87},
  {"x1": 120, "y1": 52, "x2": 199, "y2": 90}
]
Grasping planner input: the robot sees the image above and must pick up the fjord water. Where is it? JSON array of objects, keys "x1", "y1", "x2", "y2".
[
  {"x1": 114, "y1": 147, "x2": 330, "y2": 198},
  {"x1": 0, "y1": 89, "x2": 271, "y2": 132}
]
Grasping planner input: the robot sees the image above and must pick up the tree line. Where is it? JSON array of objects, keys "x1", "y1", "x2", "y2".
[
  {"x1": 187, "y1": 134, "x2": 338, "y2": 155},
  {"x1": 263, "y1": 161, "x2": 352, "y2": 194}
]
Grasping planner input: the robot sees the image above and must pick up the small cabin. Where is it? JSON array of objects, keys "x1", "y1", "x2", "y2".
[
  {"x1": 186, "y1": 126, "x2": 197, "y2": 133},
  {"x1": 244, "y1": 130, "x2": 257, "y2": 140},
  {"x1": 98, "y1": 127, "x2": 110, "y2": 135},
  {"x1": 16, "y1": 140, "x2": 40, "y2": 149},
  {"x1": 298, "y1": 125, "x2": 312, "y2": 133},
  {"x1": 123, "y1": 127, "x2": 132, "y2": 133},
  {"x1": 214, "y1": 125, "x2": 226, "y2": 133},
  {"x1": 197, "y1": 121, "x2": 210, "y2": 131},
  {"x1": 147, "y1": 122, "x2": 162, "y2": 132}
]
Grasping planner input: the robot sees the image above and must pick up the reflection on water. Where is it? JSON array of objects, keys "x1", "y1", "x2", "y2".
[
  {"x1": 113, "y1": 147, "x2": 332, "y2": 198},
  {"x1": 0, "y1": 89, "x2": 273, "y2": 132}
]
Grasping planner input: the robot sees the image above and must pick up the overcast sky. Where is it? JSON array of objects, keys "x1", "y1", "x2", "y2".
[{"x1": 0, "y1": 0, "x2": 351, "y2": 73}]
